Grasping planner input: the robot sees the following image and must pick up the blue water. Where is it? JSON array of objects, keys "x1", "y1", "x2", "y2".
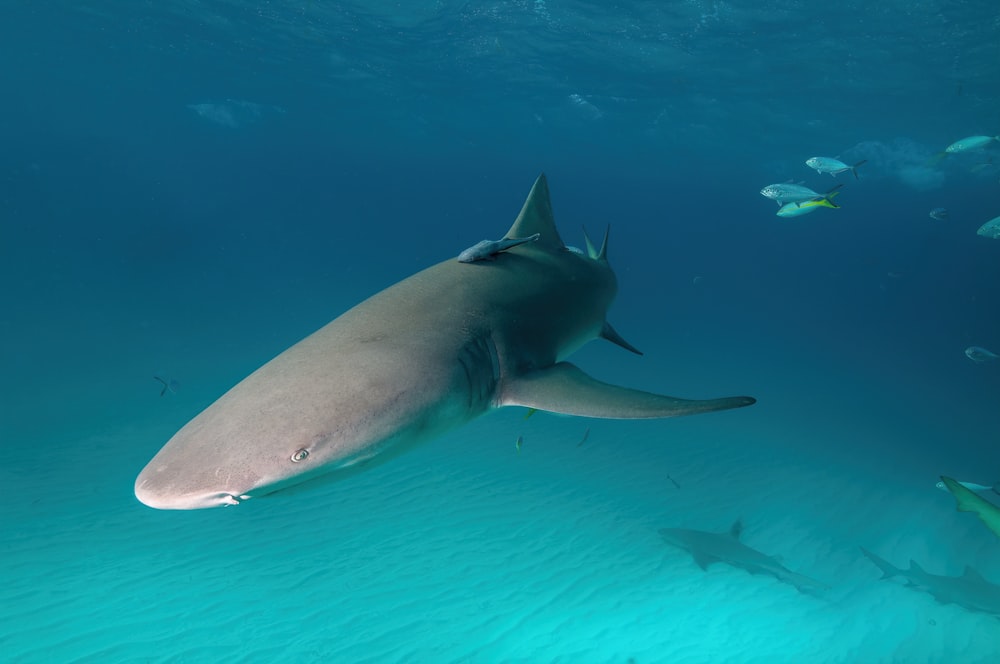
[{"x1": 3, "y1": 2, "x2": 1000, "y2": 662}]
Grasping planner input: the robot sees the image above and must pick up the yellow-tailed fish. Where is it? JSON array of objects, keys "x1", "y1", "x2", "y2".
[{"x1": 776, "y1": 191, "x2": 840, "y2": 218}]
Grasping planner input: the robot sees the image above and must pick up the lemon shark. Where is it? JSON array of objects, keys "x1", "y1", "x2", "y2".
[
  {"x1": 860, "y1": 547, "x2": 1000, "y2": 616},
  {"x1": 134, "y1": 174, "x2": 755, "y2": 510},
  {"x1": 940, "y1": 475, "x2": 1000, "y2": 540},
  {"x1": 659, "y1": 520, "x2": 827, "y2": 593}
]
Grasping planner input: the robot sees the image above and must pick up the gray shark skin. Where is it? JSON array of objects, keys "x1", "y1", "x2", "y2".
[
  {"x1": 659, "y1": 520, "x2": 827, "y2": 593},
  {"x1": 134, "y1": 174, "x2": 755, "y2": 509},
  {"x1": 458, "y1": 233, "x2": 540, "y2": 263},
  {"x1": 860, "y1": 547, "x2": 1000, "y2": 617}
]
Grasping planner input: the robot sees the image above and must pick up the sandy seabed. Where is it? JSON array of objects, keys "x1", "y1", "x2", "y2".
[{"x1": 4, "y1": 390, "x2": 1000, "y2": 664}]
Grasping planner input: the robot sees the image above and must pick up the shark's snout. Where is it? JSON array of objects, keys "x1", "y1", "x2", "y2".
[
  {"x1": 134, "y1": 462, "x2": 256, "y2": 510},
  {"x1": 134, "y1": 477, "x2": 248, "y2": 509}
]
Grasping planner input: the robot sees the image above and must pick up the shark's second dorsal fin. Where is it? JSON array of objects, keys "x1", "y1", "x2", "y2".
[
  {"x1": 597, "y1": 226, "x2": 609, "y2": 261},
  {"x1": 582, "y1": 226, "x2": 610, "y2": 261},
  {"x1": 962, "y1": 566, "x2": 985, "y2": 581},
  {"x1": 505, "y1": 173, "x2": 565, "y2": 251},
  {"x1": 583, "y1": 227, "x2": 598, "y2": 259},
  {"x1": 729, "y1": 520, "x2": 744, "y2": 540}
]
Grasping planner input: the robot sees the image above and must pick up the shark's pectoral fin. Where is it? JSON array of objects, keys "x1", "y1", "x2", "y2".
[
  {"x1": 690, "y1": 551, "x2": 716, "y2": 571},
  {"x1": 500, "y1": 362, "x2": 756, "y2": 419}
]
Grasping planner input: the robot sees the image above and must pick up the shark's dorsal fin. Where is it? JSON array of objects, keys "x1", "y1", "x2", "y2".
[
  {"x1": 691, "y1": 551, "x2": 716, "y2": 571},
  {"x1": 962, "y1": 566, "x2": 985, "y2": 581},
  {"x1": 505, "y1": 173, "x2": 565, "y2": 251},
  {"x1": 729, "y1": 519, "x2": 744, "y2": 540},
  {"x1": 601, "y1": 321, "x2": 643, "y2": 355}
]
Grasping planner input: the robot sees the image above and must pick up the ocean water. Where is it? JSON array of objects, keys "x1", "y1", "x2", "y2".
[{"x1": 2, "y1": 2, "x2": 1000, "y2": 662}]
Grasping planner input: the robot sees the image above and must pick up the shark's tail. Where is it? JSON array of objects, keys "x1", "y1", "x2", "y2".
[{"x1": 860, "y1": 546, "x2": 903, "y2": 579}]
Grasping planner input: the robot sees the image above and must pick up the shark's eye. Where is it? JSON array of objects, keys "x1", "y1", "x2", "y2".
[{"x1": 290, "y1": 448, "x2": 309, "y2": 463}]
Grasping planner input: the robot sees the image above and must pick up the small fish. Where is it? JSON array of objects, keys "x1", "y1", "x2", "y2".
[
  {"x1": 515, "y1": 435, "x2": 523, "y2": 453},
  {"x1": 935, "y1": 479, "x2": 998, "y2": 495},
  {"x1": 776, "y1": 190, "x2": 840, "y2": 218},
  {"x1": 760, "y1": 182, "x2": 822, "y2": 206},
  {"x1": 667, "y1": 474, "x2": 681, "y2": 489},
  {"x1": 458, "y1": 233, "x2": 540, "y2": 263},
  {"x1": 965, "y1": 346, "x2": 999, "y2": 363},
  {"x1": 576, "y1": 427, "x2": 590, "y2": 447},
  {"x1": 761, "y1": 182, "x2": 842, "y2": 208},
  {"x1": 523, "y1": 408, "x2": 537, "y2": 420},
  {"x1": 153, "y1": 375, "x2": 180, "y2": 397},
  {"x1": 945, "y1": 135, "x2": 999, "y2": 154},
  {"x1": 929, "y1": 207, "x2": 949, "y2": 221},
  {"x1": 976, "y1": 216, "x2": 1000, "y2": 239},
  {"x1": 805, "y1": 157, "x2": 867, "y2": 180}
]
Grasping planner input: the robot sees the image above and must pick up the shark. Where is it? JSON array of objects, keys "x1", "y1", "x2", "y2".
[
  {"x1": 134, "y1": 174, "x2": 756, "y2": 510},
  {"x1": 860, "y1": 546, "x2": 1000, "y2": 617},
  {"x1": 658, "y1": 520, "x2": 827, "y2": 593},
  {"x1": 940, "y1": 475, "x2": 1000, "y2": 540}
]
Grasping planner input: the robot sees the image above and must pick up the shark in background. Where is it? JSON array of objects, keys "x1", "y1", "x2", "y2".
[
  {"x1": 658, "y1": 520, "x2": 828, "y2": 593},
  {"x1": 939, "y1": 475, "x2": 1000, "y2": 540},
  {"x1": 860, "y1": 547, "x2": 1000, "y2": 617},
  {"x1": 135, "y1": 174, "x2": 756, "y2": 509}
]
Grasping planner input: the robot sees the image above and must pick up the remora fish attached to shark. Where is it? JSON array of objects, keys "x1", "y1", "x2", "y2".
[
  {"x1": 458, "y1": 233, "x2": 540, "y2": 263},
  {"x1": 659, "y1": 520, "x2": 827, "y2": 593},
  {"x1": 860, "y1": 546, "x2": 1000, "y2": 616},
  {"x1": 135, "y1": 174, "x2": 755, "y2": 509}
]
